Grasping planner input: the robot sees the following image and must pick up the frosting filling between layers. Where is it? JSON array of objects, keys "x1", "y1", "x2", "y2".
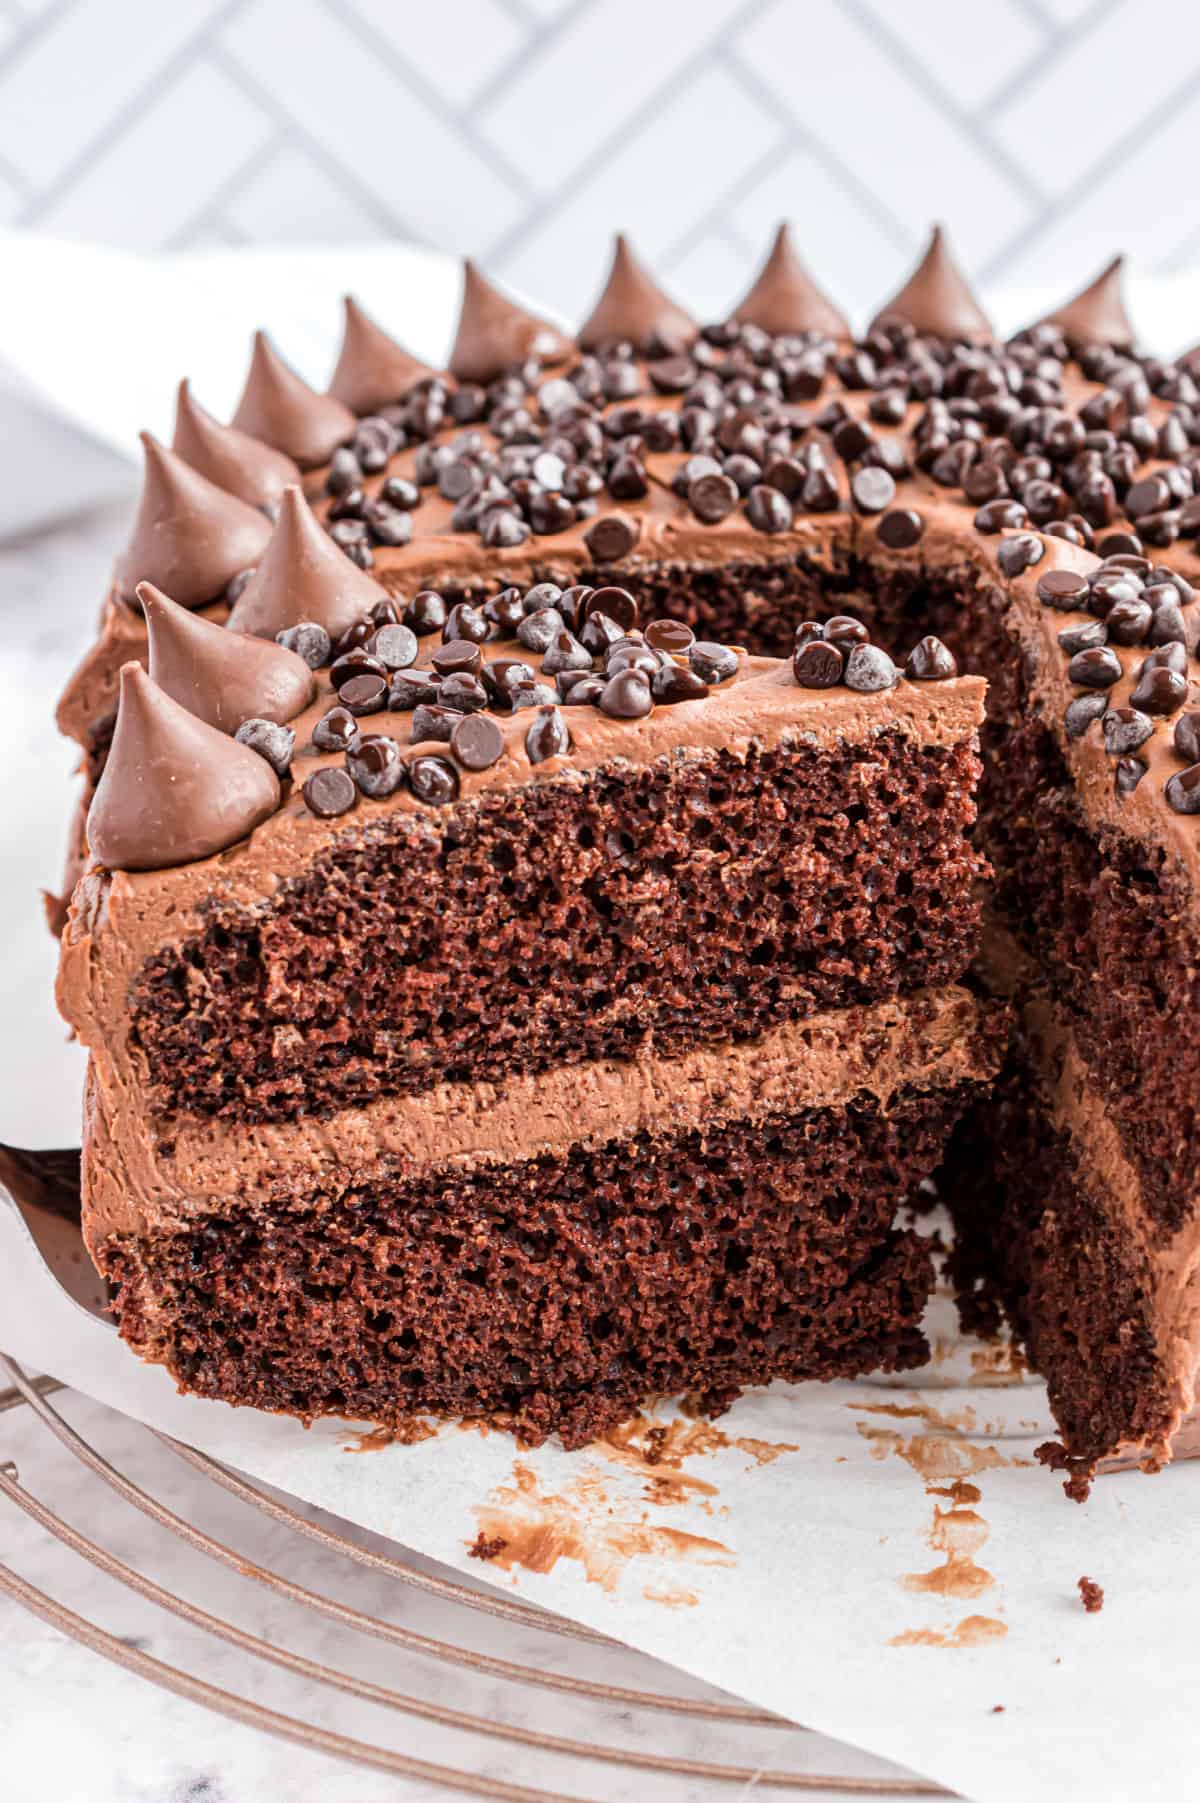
[{"x1": 82, "y1": 984, "x2": 1001, "y2": 1243}]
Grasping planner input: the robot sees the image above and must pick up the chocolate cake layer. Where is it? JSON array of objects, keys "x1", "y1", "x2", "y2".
[{"x1": 86, "y1": 988, "x2": 1003, "y2": 1446}]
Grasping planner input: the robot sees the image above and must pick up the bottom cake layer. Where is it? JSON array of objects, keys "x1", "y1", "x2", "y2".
[{"x1": 90, "y1": 992, "x2": 1004, "y2": 1447}]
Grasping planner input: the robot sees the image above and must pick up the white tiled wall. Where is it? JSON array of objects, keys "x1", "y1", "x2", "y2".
[{"x1": 1, "y1": 0, "x2": 1197, "y2": 327}]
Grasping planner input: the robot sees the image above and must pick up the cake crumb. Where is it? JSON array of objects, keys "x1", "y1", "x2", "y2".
[
  {"x1": 1077, "y1": 1575, "x2": 1104, "y2": 1613},
  {"x1": 991, "y1": 1704, "x2": 1005, "y2": 1714},
  {"x1": 468, "y1": 1531, "x2": 508, "y2": 1562}
]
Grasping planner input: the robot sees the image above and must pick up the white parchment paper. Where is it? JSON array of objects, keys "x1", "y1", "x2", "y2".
[{"x1": 4, "y1": 238, "x2": 1200, "y2": 1803}]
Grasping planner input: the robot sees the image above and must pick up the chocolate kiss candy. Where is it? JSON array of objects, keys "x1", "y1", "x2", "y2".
[
  {"x1": 88, "y1": 663, "x2": 280, "y2": 872},
  {"x1": 448, "y1": 259, "x2": 574, "y2": 384},
  {"x1": 140, "y1": 582, "x2": 313, "y2": 732},
  {"x1": 578, "y1": 233, "x2": 696, "y2": 352},
  {"x1": 172, "y1": 379, "x2": 299, "y2": 513},
  {"x1": 1032, "y1": 254, "x2": 1135, "y2": 350},
  {"x1": 328, "y1": 295, "x2": 441, "y2": 415},
  {"x1": 869, "y1": 224, "x2": 992, "y2": 342},
  {"x1": 232, "y1": 330, "x2": 356, "y2": 468},
  {"x1": 732, "y1": 222, "x2": 850, "y2": 340},
  {"x1": 113, "y1": 433, "x2": 272, "y2": 609},
  {"x1": 227, "y1": 486, "x2": 390, "y2": 641}
]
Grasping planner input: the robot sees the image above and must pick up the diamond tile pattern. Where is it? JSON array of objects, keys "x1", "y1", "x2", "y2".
[{"x1": 0, "y1": 0, "x2": 1197, "y2": 326}]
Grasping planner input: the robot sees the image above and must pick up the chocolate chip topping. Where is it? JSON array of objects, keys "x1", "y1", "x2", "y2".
[
  {"x1": 451, "y1": 712, "x2": 505, "y2": 772},
  {"x1": 346, "y1": 733, "x2": 408, "y2": 798},
  {"x1": 303, "y1": 765, "x2": 357, "y2": 818},
  {"x1": 408, "y1": 754, "x2": 461, "y2": 806}
]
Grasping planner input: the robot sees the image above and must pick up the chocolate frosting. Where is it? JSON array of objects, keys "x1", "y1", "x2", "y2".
[
  {"x1": 226, "y1": 484, "x2": 389, "y2": 640},
  {"x1": 140, "y1": 581, "x2": 314, "y2": 732},
  {"x1": 732, "y1": 223, "x2": 850, "y2": 340},
  {"x1": 232, "y1": 331, "x2": 356, "y2": 469},
  {"x1": 112, "y1": 434, "x2": 272, "y2": 609},
  {"x1": 328, "y1": 296, "x2": 440, "y2": 415},
  {"x1": 577, "y1": 233, "x2": 696, "y2": 351},
  {"x1": 87, "y1": 663, "x2": 280, "y2": 872},
  {"x1": 869, "y1": 225, "x2": 992, "y2": 342},
  {"x1": 172, "y1": 380, "x2": 300, "y2": 513},
  {"x1": 448, "y1": 259, "x2": 574, "y2": 384},
  {"x1": 1034, "y1": 254, "x2": 1135, "y2": 348}
]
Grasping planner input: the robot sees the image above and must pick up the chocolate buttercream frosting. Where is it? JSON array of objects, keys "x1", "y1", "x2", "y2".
[
  {"x1": 140, "y1": 581, "x2": 313, "y2": 733},
  {"x1": 1034, "y1": 254, "x2": 1135, "y2": 348},
  {"x1": 732, "y1": 223, "x2": 850, "y2": 340},
  {"x1": 88, "y1": 663, "x2": 280, "y2": 872},
  {"x1": 448, "y1": 260, "x2": 574, "y2": 384},
  {"x1": 113, "y1": 434, "x2": 272, "y2": 610},
  {"x1": 232, "y1": 331, "x2": 356, "y2": 469},
  {"x1": 869, "y1": 225, "x2": 991, "y2": 342},
  {"x1": 226, "y1": 485, "x2": 389, "y2": 640},
  {"x1": 577, "y1": 233, "x2": 696, "y2": 352},
  {"x1": 172, "y1": 380, "x2": 300, "y2": 514},
  {"x1": 328, "y1": 296, "x2": 440, "y2": 415}
]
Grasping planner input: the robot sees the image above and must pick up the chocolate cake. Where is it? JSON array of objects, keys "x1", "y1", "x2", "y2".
[{"x1": 51, "y1": 225, "x2": 1200, "y2": 1484}]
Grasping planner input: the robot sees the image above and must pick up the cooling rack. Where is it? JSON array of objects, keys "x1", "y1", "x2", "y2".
[{"x1": 0, "y1": 1353, "x2": 952, "y2": 1801}]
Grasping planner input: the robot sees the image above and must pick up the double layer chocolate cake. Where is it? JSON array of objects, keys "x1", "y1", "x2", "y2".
[{"x1": 52, "y1": 225, "x2": 1200, "y2": 1486}]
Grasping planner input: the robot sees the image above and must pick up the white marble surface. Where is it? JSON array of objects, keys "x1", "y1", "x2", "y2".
[{"x1": 0, "y1": 506, "x2": 921, "y2": 1803}]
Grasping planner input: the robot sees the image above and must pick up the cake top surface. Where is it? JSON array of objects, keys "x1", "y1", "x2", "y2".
[{"x1": 58, "y1": 225, "x2": 1200, "y2": 888}]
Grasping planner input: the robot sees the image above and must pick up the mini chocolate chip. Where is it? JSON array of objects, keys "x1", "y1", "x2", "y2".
[
  {"x1": 560, "y1": 673, "x2": 605, "y2": 707},
  {"x1": 542, "y1": 629, "x2": 592, "y2": 675},
  {"x1": 825, "y1": 615, "x2": 870, "y2": 650},
  {"x1": 235, "y1": 718, "x2": 295, "y2": 776},
  {"x1": 525, "y1": 704, "x2": 571, "y2": 763},
  {"x1": 483, "y1": 657, "x2": 536, "y2": 706},
  {"x1": 408, "y1": 754, "x2": 460, "y2": 805},
  {"x1": 585, "y1": 585, "x2": 639, "y2": 631},
  {"x1": 312, "y1": 704, "x2": 362, "y2": 752},
  {"x1": 689, "y1": 471, "x2": 739, "y2": 523},
  {"x1": 801, "y1": 466, "x2": 841, "y2": 511},
  {"x1": 333, "y1": 619, "x2": 374, "y2": 657},
  {"x1": 370, "y1": 598, "x2": 401, "y2": 627},
  {"x1": 1175, "y1": 710, "x2": 1200, "y2": 763},
  {"x1": 412, "y1": 704, "x2": 461, "y2": 743},
  {"x1": 645, "y1": 618, "x2": 695, "y2": 655},
  {"x1": 483, "y1": 587, "x2": 526, "y2": 635},
  {"x1": 339, "y1": 671, "x2": 389, "y2": 714},
  {"x1": 580, "y1": 610, "x2": 625, "y2": 656},
  {"x1": 850, "y1": 466, "x2": 896, "y2": 515},
  {"x1": 508, "y1": 681, "x2": 558, "y2": 711},
  {"x1": 974, "y1": 499, "x2": 1028, "y2": 534},
  {"x1": 998, "y1": 532, "x2": 1045, "y2": 578},
  {"x1": 276, "y1": 622, "x2": 332, "y2": 668},
  {"x1": 584, "y1": 512, "x2": 639, "y2": 561},
  {"x1": 388, "y1": 668, "x2": 441, "y2": 710},
  {"x1": 381, "y1": 475, "x2": 419, "y2": 510},
  {"x1": 1068, "y1": 646, "x2": 1123, "y2": 689},
  {"x1": 794, "y1": 621, "x2": 826, "y2": 650},
  {"x1": 606, "y1": 642, "x2": 660, "y2": 679},
  {"x1": 303, "y1": 766, "x2": 357, "y2": 818},
  {"x1": 689, "y1": 641, "x2": 738, "y2": 684},
  {"x1": 1105, "y1": 598, "x2": 1153, "y2": 645},
  {"x1": 607, "y1": 454, "x2": 648, "y2": 501},
  {"x1": 1102, "y1": 707, "x2": 1155, "y2": 755},
  {"x1": 1149, "y1": 600, "x2": 1188, "y2": 647},
  {"x1": 481, "y1": 508, "x2": 531, "y2": 549},
  {"x1": 1114, "y1": 756, "x2": 1148, "y2": 797},
  {"x1": 1038, "y1": 569, "x2": 1091, "y2": 610},
  {"x1": 346, "y1": 733, "x2": 407, "y2": 797},
  {"x1": 1166, "y1": 763, "x2": 1200, "y2": 813},
  {"x1": 651, "y1": 662, "x2": 709, "y2": 703},
  {"x1": 522, "y1": 582, "x2": 566, "y2": 615},
  {"x1": 905, "y1": 636, "x2": 957, "y2": 681},
  {"x1": 404, "y1": 590, "x2": 448, "y2": 635},
  {"x1": 1064, "y1": 692, "x2": 1108, "y2": 739},
  {"x1": 443, "y1": 602, "x2": 490, "y2": 645},
  {"x1": 362, "y1": 500, "x2": 413, "y2": 547},
  {"x1": 432, "y1": 639, "x2": 483, "y2": 677},
  {"x1": 762, "y1": 456, "x2": 804, "y2": 499},
  {"x1": 793, "y1": 639, "x2": 844, "y2": 688},
  {"x1": 369, "y1": 623, "x2": 419, "y2": 670},
  {"x1": 1141, "y1": 641, "x2": 1188, "y2": 674},
  {"x1": 1130, "y1": 664, "x2": 1187, "y2": 715},
  {"x1": 1059, "y1": 617, "x2": 1109, "y2": 655},
  {"x1": 745, "y1": 484, "x2": 794, "y2": 533},
  {"x1": 844, "y1": 644, "x2": 898, "y2": 692},
  {"x1": 600, "y1": 668, "x2": 653, "y2": 718},
  {"x1": 516, "y1": 608, "x2": 565, "y2": 654},
  {"x1": 877, "y1": 507, "x2": 923, "y2": 549},
  {"x1": 330, "y1": 649, "x2": 386, "y2": 692},
  {"x1": 438, "y1": 672, "x2": 488, "y2": 713},
  {"x1": 451, "y1": 712, "x2": 505, "y2": 772}
]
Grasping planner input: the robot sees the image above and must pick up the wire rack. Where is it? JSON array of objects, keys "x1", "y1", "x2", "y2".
[{"x1": 0, "y1": 1352, "x2": 953, "y2": 1802}]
